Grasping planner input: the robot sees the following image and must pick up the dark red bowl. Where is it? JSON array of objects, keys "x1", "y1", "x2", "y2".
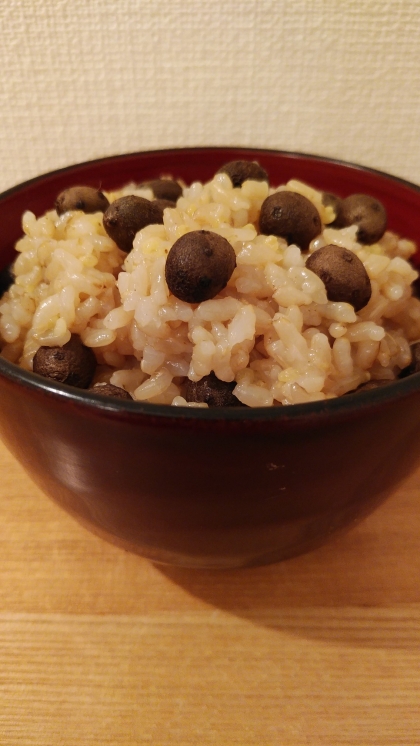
[{"x1": 1, "y1": 147, "x2": 420, "y2": 569}]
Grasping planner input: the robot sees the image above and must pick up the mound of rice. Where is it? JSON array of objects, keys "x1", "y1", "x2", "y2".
[{"x1": 1, "y1": 173, "x2": 420, "y2": 407}]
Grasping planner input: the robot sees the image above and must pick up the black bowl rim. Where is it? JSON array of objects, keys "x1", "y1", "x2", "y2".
[{"x1": 1, "y1": 145, "x2": 420, "y2": 423}]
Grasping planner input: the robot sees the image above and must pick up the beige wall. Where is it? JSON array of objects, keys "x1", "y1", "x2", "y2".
[{"x1": 1, "y1": 0, "x2": 419, "y2": 192}]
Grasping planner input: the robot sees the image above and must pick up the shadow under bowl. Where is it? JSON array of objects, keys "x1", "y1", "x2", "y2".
[{"x1": 1, "y1": 147, "x2": 420, "y2": 569}]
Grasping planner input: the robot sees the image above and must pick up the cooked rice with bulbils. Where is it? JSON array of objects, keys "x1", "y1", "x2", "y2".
[{"x1": 1, "y1": 173, "x2": 420, "y2": 407}]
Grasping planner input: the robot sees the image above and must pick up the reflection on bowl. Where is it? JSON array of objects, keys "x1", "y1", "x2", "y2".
[{"x1": 1, "y1": 147, "x2": 420, "y2": 569}]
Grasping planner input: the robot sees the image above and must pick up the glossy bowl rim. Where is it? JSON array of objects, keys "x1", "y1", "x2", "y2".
[{"x1": 1, "y1": 145, "x2": 420, "y2": 422}]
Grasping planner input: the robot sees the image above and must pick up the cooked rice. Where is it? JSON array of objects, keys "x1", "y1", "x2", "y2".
[{"x1": 1, "y1": 172, "x2": 419, "y2": 407}]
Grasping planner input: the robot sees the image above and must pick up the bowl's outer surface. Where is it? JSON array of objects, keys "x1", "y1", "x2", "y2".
[{"x1": 1, "y1": 147, "x2": 420, "y2": 568}]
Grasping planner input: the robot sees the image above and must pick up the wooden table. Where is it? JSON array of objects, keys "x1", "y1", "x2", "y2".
[{"x1": 0, "y1": 439, "x2": 419, "y2": 746}]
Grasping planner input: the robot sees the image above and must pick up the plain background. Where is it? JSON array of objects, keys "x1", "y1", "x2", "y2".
[{"x1": 1, "y1": 0, "x2": 420, "y2": 193}]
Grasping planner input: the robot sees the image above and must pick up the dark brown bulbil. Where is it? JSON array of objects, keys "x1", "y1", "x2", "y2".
[
  {"x1": 408, "y1": 341, "x2": 420, "y2": 373},
  {"x1": 141, "y1": 179, "x2": 183, "y2": 202},
  {"x1": 165, "y1": 230, "x2": 236, "y2": 303},
  {"x1": 322, "y1": 192, "x2": 344, "y2": 224},
  {"x1": 306, "y1": 244, "x2": 372, "y2": 311},
  {"x1": 88, "y1": 382, "x2": 133, "y2": 400},
  {"x1": 55, "y1": 187, "x2": 110, "y2": 216},
  {"x1": 259, "y1": 191, "x2": 321, "y2": 251},
  {"x1": 399, "y1": 342, "x2": 420, "y2": 377},
  {"x1": 0, "y1": 263, "x2": 14, "y2": 298},
  {"x1": 331, "y1": 193, "x2": 387, "y2": 244},
  {"x1": 153, "y1": 198, "x2": 177, "y2": 211},
  {"x1": 33, "y1": 334, "x2": 96, "y2": 388},
  {"x1": 185, "y1": 372, "x2": 244, "y2": 407},
  {"x1": 216, "y1": 160, "x2": 269, "y2": 187},
  {"x1": 103, "y1": 195, "x2": 164, "y2": 253}
]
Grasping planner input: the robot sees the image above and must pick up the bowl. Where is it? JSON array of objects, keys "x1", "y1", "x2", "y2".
[{"x1": 1, "y1": 147, "x2": 420, "y2": 569}]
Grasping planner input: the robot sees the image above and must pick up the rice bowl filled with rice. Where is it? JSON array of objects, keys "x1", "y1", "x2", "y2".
[{"x1": 1, "y1": 160, "x2": 420, "y2": 409}]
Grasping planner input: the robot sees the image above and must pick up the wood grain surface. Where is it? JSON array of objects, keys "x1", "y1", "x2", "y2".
[{"x1": 0, "y1": 439, "x2": 419, "y2": 746}]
